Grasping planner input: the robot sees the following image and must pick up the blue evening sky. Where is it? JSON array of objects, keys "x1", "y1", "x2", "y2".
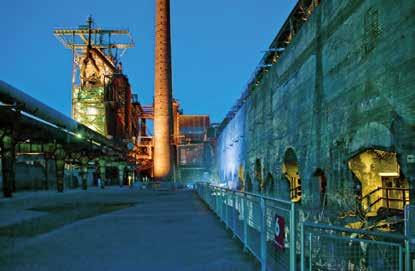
[{"x1": 1, "y1": 0, "x2": 297, "y2": 123}]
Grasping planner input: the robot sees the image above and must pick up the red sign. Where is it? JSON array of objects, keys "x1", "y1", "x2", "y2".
[{"x1": 274, "y1": 214, "x2": 285, "y2": 250}]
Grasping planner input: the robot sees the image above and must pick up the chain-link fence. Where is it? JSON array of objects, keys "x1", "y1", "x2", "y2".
[
  {"x1": 196, "y1": 182, "x2": 296, "y2": 271},
  {"x1": 301, "y1": 222, "x2": 408, "y2": 271}
]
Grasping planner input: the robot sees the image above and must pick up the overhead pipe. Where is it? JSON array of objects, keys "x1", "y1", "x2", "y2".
[
  {"x1": 0, "y1": 80, "x2": 123, "y2": 152},
  {"x1": 0, "y1": 80, "x2": 79, "y2": 130}
]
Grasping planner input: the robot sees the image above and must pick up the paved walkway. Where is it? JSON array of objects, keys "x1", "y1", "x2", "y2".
[{"x1": 0, "y1": 188, "x2": 257, "y2": 271}]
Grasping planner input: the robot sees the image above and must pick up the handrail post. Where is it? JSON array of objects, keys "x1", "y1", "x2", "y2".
[
  {"x1": 290, "y1": 202, "x2": 296, "y2": 271},
  {"x1": 205, "y1": 185, "x2": 214, "y2": 208},
  {"x1": 404, "y1": 205, "x2": 411, "y2": 271},
  {"x1": 399, "y1": 245, "x2": 403, "y2": 271},
  {"x1": 301, "y1": 222, "x2": 304, "y2": 271},
  {"x1": 233, "y1": 192, "x2": 237, "y2": 234},
  {"x1": 205, "y1": 184, "x2": 209, "y2": 206},
  {"x1": 308, "y1": 233, "x2": 312, "y2": 270},
  {"x1": 225, "y1": 191, "x2": 229, "y2": 229},
  {"x1": 260, "y1": 197, "x2": 266, "y2": 271},
  {"x1": 220, "y1": 190, "x2": 224, "y2": 222},
  {"x1": 223, "y1": 190, "x2": 226, "y2": 223},
  {"x1": 386, "y1": 187, "x2": 390, "y2": 210},
  {"x1": 243, "y1": 194, "x2": 248, "y2": 251},
  {"x1": 215, "y1": 188, "x2": 220, "y2": 215},
  {"x1": 367, "y1": 192, "x2": 371, "y2": 212},
  {"x1": 207, "y1": 184, "x2": 210, "y2": 207},
  {"x1": 219, "y1": 188, "x2": 221, "y2": 216},
  {"x1": 405, "y1": 240, "x2": 410, "y2": 271}
]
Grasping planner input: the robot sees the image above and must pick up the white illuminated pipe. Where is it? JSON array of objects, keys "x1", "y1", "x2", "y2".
[
  {"x1": 0, "y1": 80, "x2": 122, "y2": 151},
  {"x1": 0, "y1": 80, "x2": 79, "y2": 131}
]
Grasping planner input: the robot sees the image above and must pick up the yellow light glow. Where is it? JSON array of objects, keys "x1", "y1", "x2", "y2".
[
  {"x1": 86, "y1": 107, "x2": 98, "y2": 115},
  {"x1": 348, "y1": 149, "x2": 409, "y2": 215}
]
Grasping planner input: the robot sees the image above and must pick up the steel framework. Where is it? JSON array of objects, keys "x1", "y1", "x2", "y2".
[{"x1": 54, "y1": 16, "x2": 134, "y2": 135}]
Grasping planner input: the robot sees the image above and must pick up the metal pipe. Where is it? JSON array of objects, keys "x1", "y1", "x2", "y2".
[
  {"x1": 0, "y1": 80, "x2": 79, "y2": 131},
  {"x1": 0, "y1": 80, "x2": 122, "y2": 152}
]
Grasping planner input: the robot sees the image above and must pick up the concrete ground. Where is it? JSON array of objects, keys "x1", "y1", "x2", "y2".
[{"x1": 0, "y1": 187, "x2": 258, "y2": 271}]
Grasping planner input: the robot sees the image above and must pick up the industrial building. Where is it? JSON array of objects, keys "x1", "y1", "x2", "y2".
[
  {"x1": 0, "y1": 10, "x2": 214, "y2": 194},
  {"x1": 0, "y1": 0, "x2": 414, "y2": 270},
  {"x1": 215, "y1": 0, "x2": 415, "y2": 231}
]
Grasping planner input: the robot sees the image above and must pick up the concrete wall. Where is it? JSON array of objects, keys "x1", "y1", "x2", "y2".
[
  {"x1": 216, "y1": 0, "x2": 415, "y2": 210},
  {"x1": 217, "y1": 104, "x2": 247, "y2": 188}
]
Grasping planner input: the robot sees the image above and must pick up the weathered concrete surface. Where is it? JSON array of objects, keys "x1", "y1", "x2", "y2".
[
  {"x1": 216, "y1": 0, "x2": 415, "y2": 212},
  {"x1": 0, "y1": 188, "x2": 257, "y2": 271}
]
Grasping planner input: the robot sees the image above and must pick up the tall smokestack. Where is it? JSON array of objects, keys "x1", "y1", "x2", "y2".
[{"x1": 153, "y1": 0, "x2": 173, "y2": 179}]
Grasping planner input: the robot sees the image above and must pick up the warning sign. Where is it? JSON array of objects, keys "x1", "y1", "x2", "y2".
[{"x1": 274, "y1": 214, "x2": 285, "y2": 250}]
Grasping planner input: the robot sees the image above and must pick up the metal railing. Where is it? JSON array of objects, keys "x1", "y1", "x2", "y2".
[
  {"x1": 289, "y1": 185, "x2": 302, "y2": 201},
  {"x1": 405, "y1": 205, "x2": 415, "y2": 270},
  {"x1": 406, "y1": 205, "x2": 415, "y2": 244},
  {"x1": 300, "y1": 222, "x2": 412, "y2": 271},
  {"x1": 362, "y1": 186, "x2": 410, "y2": 213},
  {"x1": 196, "y1": 182, "x2": 296, "y2": 271},
  {"x1": 196, "y1": 183, "x2": 414, "y2": 271}
]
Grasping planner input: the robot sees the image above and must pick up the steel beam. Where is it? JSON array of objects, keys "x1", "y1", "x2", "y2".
[
  {"x1": 1, "y1": 130, "x2": 15, "y2": 197},
  {"x1": 118, "y1": 162, "x2": 126, "y2": 187},
  {"x1": 98, "y1": 158, "x2": 107, "y2": 188},
  {"x1": 80, "y1": 156, "x2": 89, "y2": 190},
  {"x1": 54, "y1": 144, "x2": 65, "y2": 192}
]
